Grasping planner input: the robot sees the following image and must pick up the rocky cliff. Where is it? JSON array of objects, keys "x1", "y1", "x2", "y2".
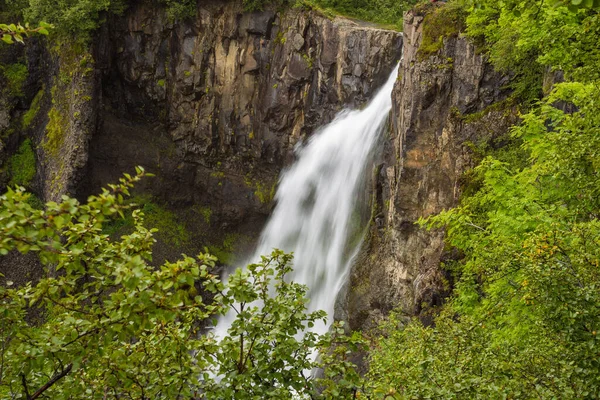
[
  {"x1": 86, "y1": 0, "x2": 401, "y2": 253},
  {"x1": 0, "y1": 1, "x2": 401, "y2": 282},
  {"x1": 342, "y1": 5, "x2": 516, "y2": 330},
  {"x1": 1, "y1": 1, "x2": 516, "y2": 333}
]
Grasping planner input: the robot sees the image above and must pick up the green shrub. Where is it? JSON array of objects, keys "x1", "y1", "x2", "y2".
[
  {"x1": 160, "y1": 0, "x2": 196, "y2": 20},
  {"x1": 6, "y1": 0, "x2": 194, "y2": 38},
  {"x1": 0, "y1": 169, "x2": 364, "y2": 399}
]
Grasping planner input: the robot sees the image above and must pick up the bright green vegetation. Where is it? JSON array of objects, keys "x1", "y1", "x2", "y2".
[
  {"x1": 8, "y1": 138, "x2": 36, "y2": 187},
  {"x1": 0, "y1": 168, "x2": 363, "y2": 399},
  {"x1": 2, "y1": 0, "x2": 196, "y2": 37},
  {"x1": 1, "y1": 62, "x2": 28, "y2": 97},
  {"x1": 22, "y1": 88, "x2": 44, "y2": 128},
  {"x1": 104, "y1": 195, "x2": 190, "y2": 247},
  {"x1": 0, "y1": 20, "x2": 51, "y2": 43},
  {"x1": 464, "y1": 0, "x2": 600, "y2": 103},
  {"x1": 418, "y1": 1, "x2": 467, "y2": 59},
  {"x1": 364, "y1": 0, "x2": 600, "y2": 397}
]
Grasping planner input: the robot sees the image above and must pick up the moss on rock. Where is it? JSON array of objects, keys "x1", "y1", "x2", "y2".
[
  {"x1": 104, "y1": 195, "x2": 191, "y2": 248},
  {"x1": 42, "y1": 104, "x2": 66, "y2": 157},
  {"x1": 22, "y1": 89, "x2": 45, "y2": 129},
  {"x1": 1, "y1": 63, "x2": 28, "y2": 97},
  {"x1": 417, "y1": 3, "x2": 466, "y2": 60},
  {"x1": 8, "y1": 139, "x2": 36, "y2": 187}
]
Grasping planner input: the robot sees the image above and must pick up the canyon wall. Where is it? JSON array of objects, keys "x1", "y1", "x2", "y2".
[
  {"x1": 85, "y1": 0, "x2": 401, "y2": 256},
  {"x1": 342, "y1": 6, "x2": 515, "y2": 330},
  {"x1": 1, "y1": 1, "x2": 517, "y2": 331},
  {"x1": 0, "y1": 1, "x2": 401, "y2": 282}
]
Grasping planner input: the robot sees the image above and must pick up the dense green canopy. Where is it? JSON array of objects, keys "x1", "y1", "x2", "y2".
[{"x1": 366, "y1": 0, "x2": 600, "y2": 398}]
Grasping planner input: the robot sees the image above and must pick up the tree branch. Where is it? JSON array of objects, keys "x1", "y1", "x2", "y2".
[
  {"x1": 30, "y1": 363, "x2": 73, "y2": 399},
  {"x1": 21, "y1": 373, "x2": 31, "y2": 400}
]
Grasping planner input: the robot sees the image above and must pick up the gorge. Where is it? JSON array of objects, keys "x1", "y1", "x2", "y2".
[
  {"x1": 4, "y1": 0, "x2": 597, "y2": 397},
  {"x1": 0, "y1": 0, "x2": 509, "y2": 332}
]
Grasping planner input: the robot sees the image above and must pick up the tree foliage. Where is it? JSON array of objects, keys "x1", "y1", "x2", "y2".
[
  {"x1": 0, "y1": 20, "x2": 51, "y2": 43},
  {"x1": 1, "y1": 0, "x2": 195, "y2": 37},
  {"x1": 0, "y1": 168, "x2": 364, "y2": 399},
  {"x1": 463, "y1": 0, "x2": 600, "y2": 101},
  {"x1": 366, "y1": 1, "x2": 600, "y2": 398}
]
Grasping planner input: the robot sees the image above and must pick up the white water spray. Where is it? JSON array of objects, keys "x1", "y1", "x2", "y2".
[{"x1": 214, "y1": 63, "x2": 399, "y2": 340}]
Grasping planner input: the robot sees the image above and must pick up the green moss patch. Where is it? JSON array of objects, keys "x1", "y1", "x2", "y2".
[
  {"x1": 254, "y1": 181, "x2": 276, "y2": 204},
  {"x1": 8, "y1": 139, "x2": 36, "y2": 188},
  {"x1": 193, "y1": 205, "x2": 213, "y2": 224},
  {"x1": 418, "y1": 3, "x2": 467, "y2": 60},
  {"x1": 104, "y1": 195, "x2": 190, "y2": 247},
  {"x1": 244, "y1": 174, "x2": 277, "y2": 205},
  {"x1": 22, "y1": 89, "x2": 45, "y2": 129},
  {"x1": 1, "y1": 63, "x2": 28, "y2": 97},
  {"x1": 42, "y1": 105, "x2": 66, "y2": 156}
]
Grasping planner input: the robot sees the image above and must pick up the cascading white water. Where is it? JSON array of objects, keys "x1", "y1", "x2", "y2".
[{"x1": 214, "y1": 63, "x2": 399, "y2": 340}]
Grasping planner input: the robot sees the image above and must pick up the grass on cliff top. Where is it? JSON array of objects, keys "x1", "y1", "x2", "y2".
[{"x1": 299, "y1": 0, "x2": 419, "y2": 31}]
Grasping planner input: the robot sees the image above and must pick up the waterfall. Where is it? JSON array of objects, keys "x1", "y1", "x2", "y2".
[{"x1": 214, "y1": 63, "x2": 399, "y2": 341}]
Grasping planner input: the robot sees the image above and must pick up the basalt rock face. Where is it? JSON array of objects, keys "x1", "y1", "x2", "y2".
[
  {"x1": 0, "y1": 1, "x2": 401, "y2": 276},
  {"x1": 84, "y1": 1, "x2": 401, "y2": 261},
  {"x1": 98, "y1": 2, "x2": 401, "y2": 163},
  {"x1": 343, "y1": 8, "x2": 515, "y2": 331}
]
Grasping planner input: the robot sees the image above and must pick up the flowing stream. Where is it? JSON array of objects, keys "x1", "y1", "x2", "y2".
[{"x1": 214, "y1": 63, "x2": 399, "y2": 341}]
